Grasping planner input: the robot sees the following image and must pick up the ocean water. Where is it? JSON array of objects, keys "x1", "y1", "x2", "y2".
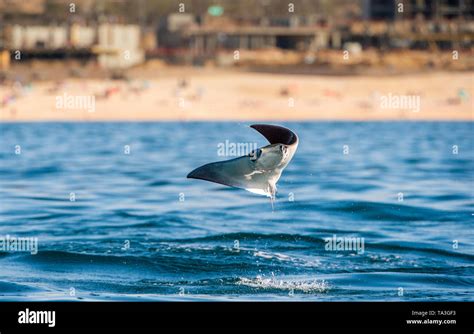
[{"x1": 0, "y1": 121, "x2": 473, "y2": 301}]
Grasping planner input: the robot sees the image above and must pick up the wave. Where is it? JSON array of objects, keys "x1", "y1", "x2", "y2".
[
  {"x1": 0, "y1": 281, "x2": 45, "y2": 294},
  {"x1": 2, "y1": 231, "x2": 472, "y2": 271},
  {"x1": 236, "y1": 275, "x2": 329, "y2": 293},
  {"x1": 279, "y1": 200, "x2": 468, "y2": 222}
]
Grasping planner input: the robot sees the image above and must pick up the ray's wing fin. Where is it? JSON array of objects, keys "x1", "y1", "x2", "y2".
[
  {"x1": 250, "y1": 124, "x2": 298, "y2": 146},
  {"x1": 187, "y1": 156, "x2": 274, "y2": 197}
]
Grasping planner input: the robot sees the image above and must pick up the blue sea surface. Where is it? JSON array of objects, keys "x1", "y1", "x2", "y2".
[{"x1": 0, "y1": 122, "x2": 473, "y2": 301}]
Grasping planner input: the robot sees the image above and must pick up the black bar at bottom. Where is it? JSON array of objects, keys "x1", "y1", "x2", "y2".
[{"x1": 0, "y1": 302, "x2": 471, "y2": 330}]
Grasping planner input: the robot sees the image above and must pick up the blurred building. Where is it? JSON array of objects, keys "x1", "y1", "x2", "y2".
[
  {"x1": 94, "y1": 24, "x2": 144, "y2": 69},
  {"x1": 70, "y1": 24, "x2": 96, "y2": 48},
  {"x1": 156, "y1": 13, "x2": 195, "y2": 56},
  {"x1": 4, "y1": 22, "x2": 145, "y2": 69},
  {"x1": 10, "y1": 25, "x2": 68, "y2": 50},
  {"x1": 362, "y1": 0, "x2": 473, "y2": 20},
  {"x1": 186, "y1": 25, "x2": 331, "y2": 54}
]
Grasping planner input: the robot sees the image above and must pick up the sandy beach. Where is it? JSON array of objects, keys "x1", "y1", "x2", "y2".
[{"x1": 1, "y1": 68, "x2": 472, "y2": 121}]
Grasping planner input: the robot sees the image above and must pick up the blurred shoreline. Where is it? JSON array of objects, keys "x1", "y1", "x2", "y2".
[{"x1": 1, "y1": 59, "x2": 472, "y2": 122}]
